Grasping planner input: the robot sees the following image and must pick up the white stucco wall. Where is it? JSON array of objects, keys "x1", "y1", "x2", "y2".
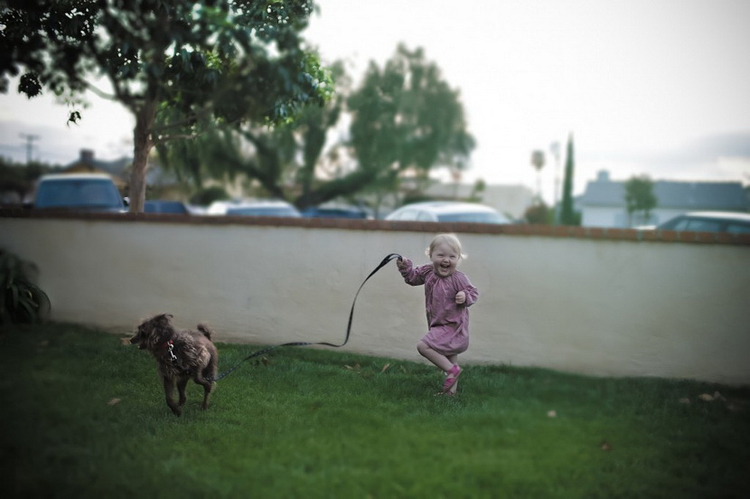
[
  {"x1": 581, "y1": 206, "x2": 619, "y2": 227},
  {"x1": 2, "y1": 214, "x2": 749, "y2": 385}
]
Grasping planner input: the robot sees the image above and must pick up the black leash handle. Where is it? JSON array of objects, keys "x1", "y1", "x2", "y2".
[{"x1": 209, "y1": 253, "x2": 402, "y2": 382}]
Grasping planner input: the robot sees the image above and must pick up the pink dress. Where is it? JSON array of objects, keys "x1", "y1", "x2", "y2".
[{"x1": 399, "y1": 259, "x2": 479, "y2": 356}]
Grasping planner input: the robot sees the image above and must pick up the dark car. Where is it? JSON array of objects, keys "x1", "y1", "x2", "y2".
[
  {"x1": 301, "y1": 204, "x2": 372, "y2": 219},
  {"x1": 32, "y1": 174, "x2": 127, "y2": 212},
  {"x1": 656, "y1": 211, "x2": 750, "y2": 233},
  {"x1": 144, "y1": 200, "x2": 190, "y2": 214}
]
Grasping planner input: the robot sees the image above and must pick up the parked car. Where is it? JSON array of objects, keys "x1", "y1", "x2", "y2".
[
  {"x1": 207, "y1": 199, "x2": 301, "y2": 218},
  {"x1": 655, "y1": 211, "x2": 750, "y2": 233},
  {"x1": 144, "y1": 200, "x2": 190, "y2": 215},
  {"x1": 385, "y1": 201, "x2": 510, "y2": 224},
  {"x1": 301, "y1": 204, "x2": 372, "y2": 219},
  {"x1": 32, "y1": 173, "x2": 127, "y2": 213}
]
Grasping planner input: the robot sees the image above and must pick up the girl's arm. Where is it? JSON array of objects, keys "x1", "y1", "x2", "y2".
[
  {"x1": 456, "y1": 273, "x2": 479, "y2": 306},
  {"x1": 397, "y1": 257, "x2": 427, "y2": 286}
]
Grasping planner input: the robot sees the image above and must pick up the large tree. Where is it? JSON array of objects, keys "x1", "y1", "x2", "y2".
[
  {"x1": 157, "y1": 60, "x2": 350, "y2": 208},
  {"x1": 0, "y1": 0, "x2": 330, "y2": 212},
  {"x1": 158, "y1": 45, "x2": 474, "y2": 212},
  {"x1": 348, "y1": 44, "x2": 475, "y2": 209}
]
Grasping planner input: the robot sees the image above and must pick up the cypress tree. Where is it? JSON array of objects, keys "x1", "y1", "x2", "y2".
[{"x1": 560, "y1": 132, "x2": 578, "y2": 225}]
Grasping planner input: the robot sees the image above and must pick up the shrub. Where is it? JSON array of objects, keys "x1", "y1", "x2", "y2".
[
  {"x1": 524, "y1": 202, "x2": 555, "y2": 225},
  {"x1": 189, "y1": 186, "x2": 230, "y2": 206},
  {"x1": 0, "y1": 248, "x2": 51, "y2": 324}
]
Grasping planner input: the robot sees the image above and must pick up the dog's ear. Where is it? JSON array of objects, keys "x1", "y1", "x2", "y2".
[{"x1": 155, "y1": 313, "x2": 174, "y2": 325}]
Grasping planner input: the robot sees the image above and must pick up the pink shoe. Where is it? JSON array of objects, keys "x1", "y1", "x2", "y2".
[
  {"x1": 434, "y1": 390, "x2": 457, "y2": 397},
  {"x1": 442, "y1": 365, "x2": 462, "y2": 392}
]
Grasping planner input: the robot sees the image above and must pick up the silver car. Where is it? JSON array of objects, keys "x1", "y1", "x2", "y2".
[
  {"x1": 385, "y1": 201, "x2": 510, "y2": 224},
  {"x1": 207, "y1": 199, "x2": 301, "y2": 218},
  {"x1": 656, "y1": 211, "x2": 750, "y2": 233}
]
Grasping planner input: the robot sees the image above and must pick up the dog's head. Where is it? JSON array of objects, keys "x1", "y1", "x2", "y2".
[{"x1": 130, "y1": 313, "x2": 174, "y2": 350}]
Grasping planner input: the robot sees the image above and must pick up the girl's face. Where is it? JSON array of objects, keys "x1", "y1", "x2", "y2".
[{"x1": 430, "y1": 241, "x2": 460, "y2": 277}]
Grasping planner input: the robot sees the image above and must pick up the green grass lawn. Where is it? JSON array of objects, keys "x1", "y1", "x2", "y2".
[{"x1": 1, "y1": 323, "x2": 748, "y2": 498}]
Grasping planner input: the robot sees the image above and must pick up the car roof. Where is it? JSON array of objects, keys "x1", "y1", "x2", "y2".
[
  {"x1": 207, "y1": 199, "x2": 297, "y2": 214},
  {"x1": 38, "y1": 173, "x2": 115, "y2": 181},
  {"x1": 679, "y1": 211, "x2": 750, "y2": 222},
  {"x1": 223, "y1": 199, "x2": 294, "y2": 208},
  {"x1": 397, "y1": 201, "x2": 498, "y2": 214}
]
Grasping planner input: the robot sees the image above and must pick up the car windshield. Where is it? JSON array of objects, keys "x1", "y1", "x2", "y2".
[
  {"x1": 35, "y1": 179, "x2": 122, "y2": 209},
  {"x1": 437, "y1": 212, "x2": 507, "y2": 224},
  {"x1": 226, "y1": 207, "x2": 300, "y2": 217}
]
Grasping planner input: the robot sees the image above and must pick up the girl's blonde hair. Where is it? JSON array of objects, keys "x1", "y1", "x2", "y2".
[{"x1": 425, "y1": 233, "x2": 467, "y2": 261}]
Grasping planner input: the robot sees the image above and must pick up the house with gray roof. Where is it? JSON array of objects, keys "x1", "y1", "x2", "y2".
[{"x1": 580, "y1": 170, "x2": 748, "y2": 228}]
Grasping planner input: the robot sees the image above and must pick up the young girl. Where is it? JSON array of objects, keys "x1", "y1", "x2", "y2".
[{"x1": 396, "y1": 233, "x2": 479, "y2": 395}]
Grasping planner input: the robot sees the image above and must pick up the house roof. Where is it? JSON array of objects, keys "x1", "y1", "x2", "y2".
[
  {"x1": 581, "y1": 175, "x2": 748, "y2": 211},
  {"x1": 63, "y1": 149, "x2": 177, "y2": 186},
  {"x1": 64, "y1": 149, "x2": 131, "y2": 180}
]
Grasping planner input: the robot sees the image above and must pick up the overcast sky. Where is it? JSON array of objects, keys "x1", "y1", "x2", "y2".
[{"x1": 1, "y1": 0, "x2": 748, "y2": 203}]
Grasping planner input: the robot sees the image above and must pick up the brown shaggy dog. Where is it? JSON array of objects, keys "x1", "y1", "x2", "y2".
[{"x1": 130, "y1": 313, "x2": 218, "y2": 416}]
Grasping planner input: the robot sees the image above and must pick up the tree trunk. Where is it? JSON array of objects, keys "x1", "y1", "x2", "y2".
[{"x1": 129, "y1": 100, "x2": 158, "y2": 213}]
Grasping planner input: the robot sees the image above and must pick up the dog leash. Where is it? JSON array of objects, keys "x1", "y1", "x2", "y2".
[{"x1": 208, "y1": 253, "x2": 402, "y2": 382}]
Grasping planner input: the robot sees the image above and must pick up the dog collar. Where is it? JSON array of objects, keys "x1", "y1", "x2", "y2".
[
  {"x1": 159, "y1": 340, "x2": 178, "y2": 364},
  {"x1": 159, "y1": 340, "x2": 174, "y2": 350}
]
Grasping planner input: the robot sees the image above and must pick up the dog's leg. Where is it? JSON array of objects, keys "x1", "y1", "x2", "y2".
[
  {"x1": 195, "y1": 348, "x2": 218, "y2": 410},
  {"x1": 177, "y1": 376, "x2": 189, "y2": 407},
  {"x1": 163, "y1": 377, "x2": 181, "y2": 416},
  {"x1": 193, "y1": 373, "x2": 214, "y2": 410}
]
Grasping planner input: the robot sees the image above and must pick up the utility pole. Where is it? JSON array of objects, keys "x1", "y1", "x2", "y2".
[
  {"x1": 550, "y1": 141, "x2": 561, "y2": 224},
  {"x1": 20, "y1": 133, "x2": 40, "y2": 163}
]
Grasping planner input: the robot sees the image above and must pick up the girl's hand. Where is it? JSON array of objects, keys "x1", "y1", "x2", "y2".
[
  {"x1": 455, "y1": 291, "x2": 466, "y2": 304},
  {"x1": 396, "y1": 257, "x2": 407, "y2": 270}
]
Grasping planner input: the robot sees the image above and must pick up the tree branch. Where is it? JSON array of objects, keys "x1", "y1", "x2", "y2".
[
  {"x1": 80, "y1": 80, "x2": 117, "y2": 101},
  {"x1": 83, "y1": 37, "x2": 136, "y2": 110},
  {"x1": 154, "y1": 133, "x2": 201, "y2": 143}
]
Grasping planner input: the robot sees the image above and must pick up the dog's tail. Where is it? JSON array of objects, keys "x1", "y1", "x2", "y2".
[{"x1": 197, "y1": 323, "x2": 213, "y2": 341}]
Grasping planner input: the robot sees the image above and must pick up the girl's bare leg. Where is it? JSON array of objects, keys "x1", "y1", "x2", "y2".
[
  {"x1": 417, "y1": 341, "x2": 454, "y2": 372},
  {"x1": 446, "y1": 354, "x2": 459, "y2": 394},
  {"x1": 418, "y1": 342, "x2": 462, "y2": 394}
]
